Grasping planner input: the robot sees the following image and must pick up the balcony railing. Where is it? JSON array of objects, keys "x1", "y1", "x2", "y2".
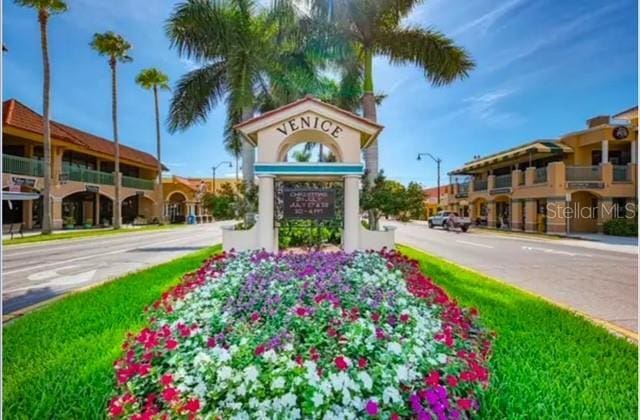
[
  {"x1": 458, "y1": 182, "x2": 469, "y2": 193},
  {"x1": 534, "y1": 167, "x2": 547, "y2": 183},
  {"x1": 566, "y1": 166, "x2": 601, "y2": 181},
  {"x1": 3, "y1": 154, "x2": 44, "y2": 177},
  {"x1": 473, "y1": 179, "x2": 487, "y2": 191},
  {"x1": 494, "y1": 174, "x2": 512, "y2": 189},
  {"x1": 613, "y1": 165, "x2": 630, "y2": 182},
  {"x1": 63, "y1": 164, "x2": 114, "y2": 185},
  {"x1": 122, "y1": 175, "x2": 155, "y2": 190},
  {"x1": 518, "y1": 171, "x2": 525, "y2": 185}
]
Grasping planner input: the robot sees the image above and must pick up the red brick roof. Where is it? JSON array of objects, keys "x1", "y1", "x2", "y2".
[
  {"x1": 3, "y1": 99, "x2": 160, "y2": 169},
  {"x1": 423, "y1": 185, "x2": 449, "y2": 199}
]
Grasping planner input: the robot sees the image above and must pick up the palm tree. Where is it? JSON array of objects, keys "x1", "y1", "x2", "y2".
[
  {"x1": 90, "y1": 31, "x2": 132, "y2": 229},
  {"x1": 166, "y1": 0, "x2": 318, "y2": 187},
  {"x1": 311, "y1": 0, "x2": 475, "y2": 179},
  {"x1": 135, "y1": 68, "x2": 170, "y2": 223},
  {"x1": 15, "y1": 0, "x2": 68, "y2": 234}
]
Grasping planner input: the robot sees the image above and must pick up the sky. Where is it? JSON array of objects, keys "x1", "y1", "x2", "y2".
[{"x1": 3, "y1": 0, "x2": 638, "y2": 185}]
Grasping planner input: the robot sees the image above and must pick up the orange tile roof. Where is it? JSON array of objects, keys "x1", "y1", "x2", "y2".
[
  {"x1": 3, "y1": 99, "x2": 161, "y2": 169},
  {"x1": 423, "y1": 185, "x2": 449, "y2": 198}
]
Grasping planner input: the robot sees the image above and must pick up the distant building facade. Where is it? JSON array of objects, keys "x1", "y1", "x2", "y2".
[
  {"x1": 162, "y1": 175, "x2": 238, "y2": 223},
  {"x1": 446, "y1": 107, "x2": 638, "y2": 234}
]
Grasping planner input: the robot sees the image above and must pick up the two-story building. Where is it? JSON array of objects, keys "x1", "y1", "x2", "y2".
[
  {"x1": 446, "y1": 106, "x2": 638, "y2": 234},
  {"x1": 423, "y1": 185, "x2": 451, "y2": 218},
  {"x1": 2, "y1": 99, "x2": 163, "y2": 229}
]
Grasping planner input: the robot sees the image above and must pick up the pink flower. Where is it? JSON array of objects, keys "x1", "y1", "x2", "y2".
[
  {"x1": 161, "y1": 374, "x2": 173, "y2": 386},
  {"x1": 365, "y1": 400, "x2": 379, "y2": 416},
  {"x1": 295, "y1": 307, "x2": 308, "y2": 317},
  {"x1": 334, "y1": 356, "x2": 349, "y2": 371},
  {"x1": 251, "y1": 312, "x2": 261, "y2": 322},
  {"x1": 162, "y1": 387, "x2": 179, "y2": 402},
  {"x1": 372, "y1": 313, "x2": 381, "y2": 323},
  {"x1": 458, "y1": 398, "x2": 474, "y2": 410},
  {"x1": 255, "y1": 344, "x2": 266, "y2": 356},
  {"x1": 425, "y1": 371, "x2": 440, "y2": 387},
  {"x1": 108, "y1": 398, "x2": 124, "y2": 417},
  {"x1": 391, "y1": 414, "x2": 400, "y2": 420},
  {"x1": 183, "y1": 398, "x2": 201, "y2": 413},
  {"x1": 207, "y1": 337, "x2": 217, "y2": 348},
  {"x1": 447, "y1": 375, "x2": 458, "y2": 387},
  {"x1": 166, "y1": 339, "x2": 179, "y2": 351},
  {"x1": 400, "y1": 313, "x2": 410, "y2": 323},
  {"x1": 358, "y1": 357, "x2": 368, "y2": 369}
]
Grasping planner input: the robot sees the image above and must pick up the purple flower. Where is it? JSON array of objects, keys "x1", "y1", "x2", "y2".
[{"x1": 365, "y1": 400, "x2": 379, "y2": 416}]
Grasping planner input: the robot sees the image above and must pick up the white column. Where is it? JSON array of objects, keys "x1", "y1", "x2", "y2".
[
  {"x1": 601, "y1": 140, "x2": 609, "y2": 164},
  {"x1": 258, "y1": 175, "x2": 275, "y2": 252},
  {"x1": 343, "y1": 175, "x2": 360, "y2": 252},
  {"x1": 631, "y1": 141, "x2": 637, "y2": 164}
]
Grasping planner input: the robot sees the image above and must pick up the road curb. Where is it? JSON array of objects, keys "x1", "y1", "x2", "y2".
[{"x1": 398, "y1": 243, "x2": 638, "y2": 343}]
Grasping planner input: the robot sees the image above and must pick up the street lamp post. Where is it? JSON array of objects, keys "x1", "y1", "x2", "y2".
[
  {"x1": 212, "y1": 161, "x2": 232, "y2": 197},
  {"x1": 417, "y1": 153, "x2": 442, "y2": 205}
]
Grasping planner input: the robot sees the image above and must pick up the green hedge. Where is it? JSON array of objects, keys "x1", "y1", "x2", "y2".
[{"x1": 603, "y1": 219, "x2": 638, "y2": 236}]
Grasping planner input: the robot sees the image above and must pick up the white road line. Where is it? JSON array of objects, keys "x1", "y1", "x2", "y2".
[
  {"x1": 3, "y1": 232, "x2": 220, "y2": 276},
  {"x1": 521, "y1": 246, "x2": 593, "y2": 257},
  {"x1": 455, "y1": 240, "x2": 494, "y2": 249}
]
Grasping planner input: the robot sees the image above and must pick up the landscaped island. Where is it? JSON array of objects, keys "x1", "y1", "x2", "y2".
[{"x1": 109, "y1": 250, "x2": 493, "y2": 418}]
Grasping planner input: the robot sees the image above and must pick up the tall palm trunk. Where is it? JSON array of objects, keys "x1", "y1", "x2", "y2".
[
  {"x1": 362, "y1": 48, "x2": 379, "y2": 230},
  {"x1": 362, "y1": 48, "x2": 378, "y2": 179},
  {"x1": 110, "y1": 57, "x2": 122, "y2": 229},
  {"x1": 153, "y1": 85, "x2": 164, "y2": 223},
  {"x1": 39, "y1": 9, "x2": 53, "y2": 234},
  {"x1": 241, "y1": 107, "x2": 254, "y2": 186}
]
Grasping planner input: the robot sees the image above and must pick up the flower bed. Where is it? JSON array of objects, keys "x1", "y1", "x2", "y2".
[{"x1": 109, "y1": 250, "x2": 493, "y2": 419}]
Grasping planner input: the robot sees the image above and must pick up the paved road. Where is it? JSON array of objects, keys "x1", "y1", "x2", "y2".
[
  {"x1": 387, "y1": 221, "x2": 638, "y2": 333},
  {"x1": 2, "y1": 223, "x2": 224, "y2": 315}
]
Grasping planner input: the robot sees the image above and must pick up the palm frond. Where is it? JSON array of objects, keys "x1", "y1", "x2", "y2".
[
  {"x1": 167, "y1": 60, "x2": 228, "y2": 132},
  {"x1": 377, "y1": 27, "x2": 474, "y2": 86}
]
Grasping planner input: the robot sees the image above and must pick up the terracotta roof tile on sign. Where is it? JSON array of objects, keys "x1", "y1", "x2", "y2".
[{"x1": 3, "y1": 99, "x2": 160, "y2": 168}]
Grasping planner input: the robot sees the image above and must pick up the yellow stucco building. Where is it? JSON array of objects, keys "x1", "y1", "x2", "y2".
[
  {"x1": 162, "y1": 176, "x2": 238, "y2": 223},
  {"x1": 446, "y1": 106, "x2": 638, "y2": 234},
  {"x1": 2, "y1": 99, "x2": 163, "y2": 229}
]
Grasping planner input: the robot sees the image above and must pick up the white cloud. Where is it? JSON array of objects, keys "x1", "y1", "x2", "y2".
[{"x1": 452, "y1": 0, "x2": 526, "y2": 37}]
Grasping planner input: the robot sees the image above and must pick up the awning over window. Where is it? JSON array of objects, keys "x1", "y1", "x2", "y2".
[
  {"x1": 2, "y1": 192, "x2": 41, "y2": 201},
  {"x1": 449, "y1": 141, "x2": 573, "y2": 175}
]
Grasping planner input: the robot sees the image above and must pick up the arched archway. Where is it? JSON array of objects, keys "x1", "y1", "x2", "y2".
[
  {"x1": 62, "y1": 190, "x2": 113, "y2": 227},
  {"x1": 569, "y1": 190, "x2": 602, "y2": 233},
  {"x1": 167, "y1": 191, "x2": 188, "y2": 224},
  {"x1": 471, "y1": 197, "x2": 488, "y2": 226},
  {"x1": 276, "y1": 129, "x2": 344, "y2": 162}
]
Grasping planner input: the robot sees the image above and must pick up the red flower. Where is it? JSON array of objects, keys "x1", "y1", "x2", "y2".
[
  {"x1": 372, "y1": 313, "x2": 381, "y2": 323},
  {"x1": 400, "y1": 313, "x2": 410, "y2": 323},
  {"x1": 255, "y1": 344, "x2": 266, "y2": 356},
  {"x1": 295, "y1": 355, "x2": 304, "y2": 366},
  {"x1": 310, "y1": 347, "x2": 320, "y2": 361},
  {"x1": 375, "y1": 328, "x2": 385, "y2": 340},
  {"x1": 391, "y1": 414, "x2": 400, "y2": 420},
  {"x1": 166, "y1": 339, "x2": 179, "y2": 351},
  {"x1": 109, "y1": 398, "x2": 124, "y2": 417},
  {"x1": 358, "y1": 357, "x2": 368, "y2": 369},
  {"x1": 183, "y1": 398, "x2": 201, "y2": 413},
  {"x1": 447, "y1": 375, "x2": 458, "y2": 387},
  {"x1": 251, "y1": 312, "x2": 261, "y2": 322},
  {"x1": 162, "y1": 387, "x2": 179, "y2": 402},
  {"x1": 458, "y1": 398, "x2": 474, "y2": 410},
  {"x1": 334, "y1": 356, "x2": 349, "y2": 371},
  {"x1": 295, "y1": 307, "x2": 308, "y2": 317},
  {"x1": 327, "y1": 327, "x2": 338, "y2": 338},
  {"x1": 460, "y1": 370, "x2": 476, "y2": 382},
  {"x1": 161, "y1": 374, "x2": 173, "y2": 386},
  {"x1": 207, "y1": 337, "x2": 217, "y2": 348},
  {"x1": 426, "y1": 371, "x2": 440, "y2": 387}
]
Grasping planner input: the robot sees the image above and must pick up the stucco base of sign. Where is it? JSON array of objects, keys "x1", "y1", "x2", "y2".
[
  {"x1": 222, "y1": 223, "x2": 396, "y2": 252},
  {"x1": 222, "y1": 224, "x2": 259, "y2": 251},
  {"x1": 359, "y1": 225, "x2": 396, "y2": 251}
]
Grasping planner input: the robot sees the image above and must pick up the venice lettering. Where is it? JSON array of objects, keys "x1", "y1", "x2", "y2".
[{"x1": 275, "y1": 116, "x2": 344, "y2": 138}]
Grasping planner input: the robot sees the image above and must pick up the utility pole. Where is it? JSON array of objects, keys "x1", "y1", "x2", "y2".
[
  {"x1": 417, "y1": 153, "x2": 442, "y2": 205},
  {"x1": 212, "y1": 161, "x2": 232, "y2": 197}
]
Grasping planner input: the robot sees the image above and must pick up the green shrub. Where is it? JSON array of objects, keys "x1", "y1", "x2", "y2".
[
  {"x1": 603, "y1": 219, "x2": 638, "y2": 236},
  {"x1": 278, "y1": 220, "x2": 341, "y2": 248}
]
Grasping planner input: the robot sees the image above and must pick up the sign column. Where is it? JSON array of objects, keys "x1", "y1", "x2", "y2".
[
  {"x1": 258, "y1": 175, "x2": 275, "y2": 251},
  {"x1": 343, "y1": 175, "x2": 360, "y2": 252}
]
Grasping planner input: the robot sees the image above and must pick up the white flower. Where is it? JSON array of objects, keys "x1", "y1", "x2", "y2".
[
  {"x1": 271, "y1": 377, "x2": 286, "y2": 390},
  {"x1": 243, "y1": 365, "x2": 259, "y2": 383},
  {"x1": 387, "y1": 342, "x2": 402, "y2": 355},
  {"x1": 383, "y1": 386, "x2": 402, "y2": 404},
  {"x1": 263, "y1": 349, "x2": 278, "y2": 362},
  {"x1": 218, "y1": 366, "x2": 233, "y2": 381},
  {"x1": 396, "y1": 364, "x2": 409, "y2": 382},
  {"x1": 193, "y1": 351, "x2": 212, "y2": 367},
  {"x1": 312, "y1": 392, "x2": 324, "y2": 407},
  {"x1": 282, "y1": 392, "x2": 297, "y2": 407},
  {"x1": 357, "y1": 371, "x2": 373, "y2": 391}
]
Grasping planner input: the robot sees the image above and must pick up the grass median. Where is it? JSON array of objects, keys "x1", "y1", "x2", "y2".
[
  {"x1": 399, "y1": 245, "x2": 637, "y2": 418},
  {"x1": 3, "y1": 224, "x2": 187, "y2": 246},
  {"x1": 2, "y1": 245, "x2": 221, "y2": 419}
]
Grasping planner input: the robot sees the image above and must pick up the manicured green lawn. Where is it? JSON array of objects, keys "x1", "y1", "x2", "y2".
[
  {"x1": 399, "y1": 245, "x2": 638, "y2": 419},
  {"x1": 3, "y1": 224, "x2": 186, "y2": 246},
  {"x1": 2, "y1": 245, "x2": 221, "y2": 420}
]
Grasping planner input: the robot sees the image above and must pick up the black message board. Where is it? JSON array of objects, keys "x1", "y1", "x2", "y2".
[{"x1": 283, "y1": 188, "x2": 336, "y2": 220}]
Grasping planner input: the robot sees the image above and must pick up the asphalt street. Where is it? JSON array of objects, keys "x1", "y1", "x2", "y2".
[
  {"x1": 387, "y1": 220, "x2": 638, "y2": 333},
  {"x1": 2, "y1": 223, "x2": 224, "y2": 315}
]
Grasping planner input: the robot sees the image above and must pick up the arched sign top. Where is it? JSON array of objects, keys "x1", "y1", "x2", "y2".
[{"x1": 234, "y1": 96, "x2": 383, "y2": 149}]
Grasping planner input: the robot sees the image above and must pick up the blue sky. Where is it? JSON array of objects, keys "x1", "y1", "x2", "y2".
[{"x1": 3, "y1": 0, "x2": 637, "y2": 185}]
